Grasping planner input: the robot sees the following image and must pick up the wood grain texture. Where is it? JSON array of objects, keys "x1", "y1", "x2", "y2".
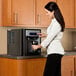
[
  {"x1": 61, "y1": 56, "x2": 75, "y2": 76},
  {"x1": 57, "y1": 0, "x2": 75, "y2": 28},
  {"x1": 0, "y1": 58, "x2": 46, "y2": 76}
]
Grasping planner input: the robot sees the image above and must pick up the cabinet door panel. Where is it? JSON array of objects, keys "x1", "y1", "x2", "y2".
[
  {"x1": 75, "y1": 0, "x2": 76, "y2": 28},
  {"x1": 27, "y1": 58, "x2": 46, "y2": 76},
  {"x1": 0, "y1": 58, "x2": 8, "y2": 76},
  {"x1": 57, "y1": 0, "x2": 74, "y2": 28},
  {"x1": 0, "y1": 0, "x2": 2, "y2": 25},
  {"x1": 61, "y1": 56, "x2": 74, "y2": 76},
  {"x1": 17, "y1": 60, "x2": 27, "y2": 76},
  {"x1": 12, "y1": 0, "x2": 35, "y2": 25},
  {"x1": 2, "y1": 0, "x2": 12, "y2": 26},
  {"x1": 75, "y1": 57, "x2": 76, "y2": 76},
  {"x1": 36, "y1": 0, "x2": 56, "y2": 27}
]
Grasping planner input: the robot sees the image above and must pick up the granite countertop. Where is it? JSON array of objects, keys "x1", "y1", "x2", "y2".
[
  {"x1": 0, "y1": 54, "x2": 47, "y2": 59},
  {"x1": 64, "y1": 51, "x2": 76, "y2": 55},
  {"x1": 0, "y1": 52, "x2": 76, "y2": 59}
]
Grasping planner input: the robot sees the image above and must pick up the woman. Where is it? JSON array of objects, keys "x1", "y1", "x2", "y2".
[{"x1": 32, "y1": 1, "x2": 65, "y2": 76}]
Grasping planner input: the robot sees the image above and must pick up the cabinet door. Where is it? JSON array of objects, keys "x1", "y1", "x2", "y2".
[
  {"x1": 8, "y1": 59, "x2": 18, "y2": 76},
  {"x1": 36, "y1": 0, "x2": 56, "y2": 27},
  {"x1": 11, "y1": 0, "x2": 35, "y2": 26},
  {"x1": 0, "y1": 58, "x2": 28, "y2": 76},
  {"x1": 27, "y1": 58, "x2": 46, "y2": 76},
  {"x1": 2, "y1": 0, "x2": 12, "y2": 26},
  {"x1": 2, "y1": 0, "x2": 35, "y2": 26},
  {"x1": 61, "y1": 56, "x2": 74, "y2": 76},
  {"x1": 74, "y1": 56, "x2": 76, "y2": 76},
  {"x1": 75, "y1": 0, "x2": 76, "y2": 28},
  {"x1": 57, "y1": 0, "x2": 74, "y2": 28},
  {"x1": 16, "y1": 60, "x2": 27, "y2": 76},
  {"x1": 0, "y1": 0, "x2": 2, "y2": 26},
  {"x1": 0, "y1": 58, "x2": 9, "y2": 76}
]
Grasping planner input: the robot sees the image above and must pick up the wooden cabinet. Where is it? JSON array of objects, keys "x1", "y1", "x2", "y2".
[
  {"x1": 57, "y1": 0, "x2": 75, "y2": 28},
  {"x1": 1, "y1": 0, "x2": 76, "y2": 28},
  {"x1": 0, "y1": 58, "x2": 19, "y2": 76},
  {"x1": 27, "y1": 58, "x2": 46, "y2": 76},
  {"x1": 74, "y1": 56, "x2": 76, "y2": 76},
  {"x1": 61, "y1": 56, "x2": 75, "y2": 76},
  {"x1": 16, "y1": 59, "x2": 27, "y2": 76},
  {"x1": 11, "y1": 0, "x2": 35, "y2": 26},
  {"x1": 1, "y1": 56, "x2": 76, "y2": 76},
  {"x1": 0, "y1": 58, "x2": 46, "y2": 76},
  {"x1": 75, "y1": 0, "x2": 76, "y2": 28},
  {"x1": 2, "y1": 0, "x2": 35, "y2": 26},
  {"x1": 0, "y1": 58, "x2": 9, "y2": 76},
  {"x1": 0, "y1": 0, "x2": 2, "y2": 25},
  {"x1": 8, "y1": 59, "x2": 19, "y2": 76},
  {"x1": 36, "y1": 0, "x2": 56, "y2": 27},
  {"x1": 2, "y1": 0, "x2": 56, "y2": 27},
  {"x1": 2, "y1": 0, "x2": 12, "y2": 26}
]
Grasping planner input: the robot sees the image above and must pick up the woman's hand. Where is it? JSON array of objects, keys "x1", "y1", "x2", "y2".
[
  {"x1": 32, "y1": 45, "x2": 42, "y2": 50},
  {"x1": 37, "y1": 33, "x2": 47, "y2": 38}
]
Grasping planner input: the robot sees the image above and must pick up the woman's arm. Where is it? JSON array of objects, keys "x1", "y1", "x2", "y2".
[
  {"x1": 37, "y1": 33, "x2": 47, "y2": 38},
  {"x1": 32, "y1": 24, "x2": 61, "y2": 50}
]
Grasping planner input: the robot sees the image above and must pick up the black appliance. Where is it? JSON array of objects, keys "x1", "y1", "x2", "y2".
[{"x1": 7, "y1": 29, "x2": 41, "y2": 56}]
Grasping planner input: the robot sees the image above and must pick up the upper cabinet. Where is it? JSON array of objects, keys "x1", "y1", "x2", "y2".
[
  {"x1": 2, "y1": 0, "x2": 12, "y2": 26},
  {"x1": 12, "y1": 0, "x2": 35, "y2": 26},
  {"x1": 57, "y1": 0, "x2": 75, "y2": 28},
  {"x1": 1, "y1": 0, "x2": 76, "y2": 28},
  {"x1": 36, "y1": 0, "x2": 56, "y2": 27},
  {"x1": 75, "y1": 0, "x2": 76, "y2": 28},
  {"x1": 2, "y1": 0, "x2": 35, "y2": 26},
  {"x1": 0, "y1": 0, "x2": 2, "y2": 26},
  {"x1": 2, "y1": 0, "x2": 56, "y2": 27}
]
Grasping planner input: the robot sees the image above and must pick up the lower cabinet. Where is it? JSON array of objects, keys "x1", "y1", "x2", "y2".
[
  {"x1": 74, "y1": 56, "x2": 76, "y2": 76},
  {"x1": 0, "y1": 58, "x2": 19, "y2": 76},
  {"x1": 0, "y1": 58, "x2": 9, "y2": 76},
  {"x1": 17, "y1": 58, "x2": 46, "y2": 76},
  {"x1": 0, "y1": 56, "x2": 76, "y2": 76},
  {"x1": 61, "y1": 56, "x2": 75, "y2": 76},
  {"x1": 27, "y1": 58, "x2": 46, "y2": 76},
  {"x1": 0, "y1": 58, "x2": 46, "y2": 76}
]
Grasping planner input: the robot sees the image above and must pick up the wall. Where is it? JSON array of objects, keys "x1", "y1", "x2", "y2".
[
  {"x1": 61, "y1": 29, "x2": 76, "y2": 51},
  {"x1": 72, "y1": 31, "x2": 76, "y2": 51},
  {"x1": 61, "y1": 29, "x2": 73, "y2": 51},
  {"x1": 0, "y1": 27, "x2": 7, "y2": 54}
]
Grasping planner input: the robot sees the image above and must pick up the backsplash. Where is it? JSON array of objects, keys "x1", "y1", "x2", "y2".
[
  {"x1": 0, "y1": 27, "x2": 76, "y2": 54},
  {"x1": 61, "y1": 29, "x2": 76, "y2": 52},
  {"x1": 0, "y1": 27, "x2": 7, "y2": 54},
  {"x1": 72, "y1": 31, "x2": 76, "y2": 50}
]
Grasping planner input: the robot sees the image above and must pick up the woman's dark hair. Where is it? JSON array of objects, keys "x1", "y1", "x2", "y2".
[{"x1": 45, "y1": 2, "x2": 65, "y2": 32}]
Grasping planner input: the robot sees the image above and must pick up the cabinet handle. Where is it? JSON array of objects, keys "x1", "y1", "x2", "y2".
[
  {"x1": 37, "y1": 14, "x2": 41, "y2": 24},
  {"x1": 14, "y1": 13, "x2": 18, "y2": 24}
]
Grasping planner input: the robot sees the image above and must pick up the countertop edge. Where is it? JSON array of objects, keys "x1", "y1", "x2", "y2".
[
  {"x1": 0, "y1": 54, "x2": 47, "y2": 59},
  {"x1": 0, "y1": 52, "x2": 76, "y2": 59}
]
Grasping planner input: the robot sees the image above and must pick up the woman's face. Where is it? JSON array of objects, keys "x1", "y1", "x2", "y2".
[{"x1": 44, "y1": 9, "x2": 54, "y2": 19}]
